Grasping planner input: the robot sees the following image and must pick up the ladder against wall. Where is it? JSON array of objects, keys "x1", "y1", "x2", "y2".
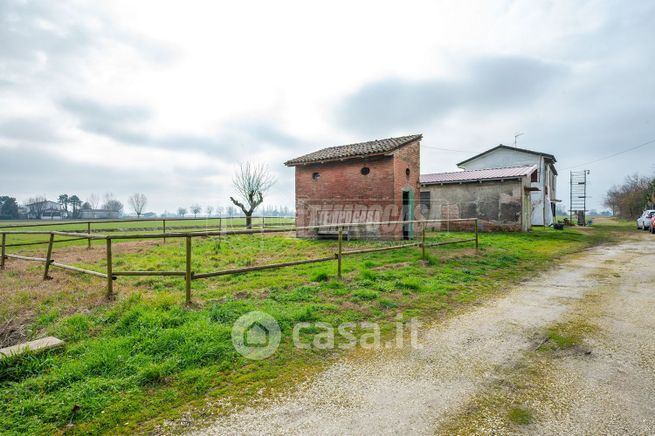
[{"x1": 570, "y1": 170, "x2": 590, "y2": 226}]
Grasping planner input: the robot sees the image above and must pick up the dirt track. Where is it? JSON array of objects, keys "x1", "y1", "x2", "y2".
[{"x1": 196, "y1": 234, "x2": 655, "y2": 435}]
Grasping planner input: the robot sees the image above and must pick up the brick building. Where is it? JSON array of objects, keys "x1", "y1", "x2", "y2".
[{"x1": 284, "y1": 134, "x2": 422, "y2": 239}]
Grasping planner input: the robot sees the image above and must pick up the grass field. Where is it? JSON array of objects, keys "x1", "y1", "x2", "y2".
[
  {"x1": 0, "y1": 219, "x2": 633, "y2": 434},
  {"x1": 0, "y1": 217, "x2": 294, "y2": 251}
]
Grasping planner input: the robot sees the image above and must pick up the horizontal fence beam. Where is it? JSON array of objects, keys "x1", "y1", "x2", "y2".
[
  {"x1": 422, "y1": 238, "x2": 477, "y2": 248},
  {"x1": 104, "y1": 218, "x2": 479, "y2": 241},
  {"x1": 0, "y1": 230, "x2": 107, "y2": 239},
  {"x1": 50, "y1": 262, "x2": 108, "y2": 278},
  {"x1": 107, "y1": 226, "x2": 297, "y2": 240},
  {"x1": 0, "y1": 216, "x2": 295, "y2": 229},
  {"x1": 5, "y1": 253, "x2": 48, "y2": 262},
  {"x1": 112, "y1": 271, "x2": 186, "y2": 277},
  {"x1": 341, "y1": 242, "x2": 420, "y2": 256},
  {"x1": 0, "y1": 218, "x2": 479, "y2": 242},
  {"x1": 3, "y1": 236, "x2": 90, "y2": 248},
  {"x1": 194, "y1": 256, "x2": 336, "y2": 279}
]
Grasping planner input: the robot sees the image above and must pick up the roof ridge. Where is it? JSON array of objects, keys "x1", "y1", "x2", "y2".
[
  {"x1": 457, "y1": 144, "x2": 556, "y2": 167},
  {"x1": 285, "y1": 134, "x2": 422, "y2": 166}
]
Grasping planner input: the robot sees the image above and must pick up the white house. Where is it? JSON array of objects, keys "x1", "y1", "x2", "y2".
[
  {"x1": 457, "y1": 145, "x2": 558, "y2": 226},
  {"x1": 25, "y1": 200, "x2": 65, "y2": 220}
]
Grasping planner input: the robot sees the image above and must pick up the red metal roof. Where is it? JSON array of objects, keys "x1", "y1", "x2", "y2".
[{"x1": 420, "y1": 165, "x2": 536, "y2": 185}]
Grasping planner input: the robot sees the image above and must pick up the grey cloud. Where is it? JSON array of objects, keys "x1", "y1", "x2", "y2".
[
  {"x1": 0, "y1": 1, "x2": 177, "y2": 84},
  {"x1": 336, "y1": 56, "x2": 567, "y2": 135},
  {"x1": 0, "y1": 117, "x2": 60, "y2": 142},
  {"x1": 156, "y1": 121, "x2": 302, "y2": 160},
  {"x1": 57, "y1": 96, "x2": 303, "y2": 159},
  {"x1": 59, "y1": 97, "x2": 152, "y2": 144}
]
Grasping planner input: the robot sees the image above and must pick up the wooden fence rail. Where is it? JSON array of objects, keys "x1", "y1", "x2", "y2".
[{"x1": 0, "y1": 218, "x2": 480, "y2": 305}]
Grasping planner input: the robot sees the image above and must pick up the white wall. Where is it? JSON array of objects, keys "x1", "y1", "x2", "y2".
[{"x1": 459, "y1": 148, "x2": 557, "y2": 226}]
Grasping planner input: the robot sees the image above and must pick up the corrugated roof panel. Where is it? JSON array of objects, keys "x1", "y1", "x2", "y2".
[{"x1": 420, "y1": 165, "x2": 536, "y2": 185}]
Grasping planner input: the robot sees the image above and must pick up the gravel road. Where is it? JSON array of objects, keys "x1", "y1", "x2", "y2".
[{"x1": 195, "y1": 235, "x2": 655, "y2": 435}]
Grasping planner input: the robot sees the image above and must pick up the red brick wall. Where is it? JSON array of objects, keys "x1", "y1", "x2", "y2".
[
  {"x1": 393, "y1": 139, "x2": 421, "y2": 219},
  {"x1": 293, "y1": 139, "x2": 421, "y2": 239}
]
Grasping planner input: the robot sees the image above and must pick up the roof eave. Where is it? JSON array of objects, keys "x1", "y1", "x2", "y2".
[
  {"x1": 457, "y1": 145, "x2": 557, "y2": 167},
  {"x1": 285, "y1": 134, "x2": 422, "y2": 167},
  {"x1": 285, "y1": 152, "x2": 393, "y2": 167},
  {"x1": 420, "y1": 176, "x2": 525, "y2": 186}
]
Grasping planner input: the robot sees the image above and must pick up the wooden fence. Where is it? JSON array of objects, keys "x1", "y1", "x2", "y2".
[{"x1": 0, "y1": 218, "x2": 479, "y2": 305}]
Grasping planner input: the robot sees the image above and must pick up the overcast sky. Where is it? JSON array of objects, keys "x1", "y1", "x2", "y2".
[{"x1": 1, "y1": 0, "x2": 654, "y2": 213}]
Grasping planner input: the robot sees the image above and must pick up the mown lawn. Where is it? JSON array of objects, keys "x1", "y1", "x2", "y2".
[{"x1": 0, "y1": 221, "x2": 631, "y2": 434}]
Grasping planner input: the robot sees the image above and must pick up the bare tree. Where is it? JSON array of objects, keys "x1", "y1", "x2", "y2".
[
  {"x1": 87, "y1": 193, "x2": 100, "y2": 209},
  {"x1": 26, "y1": 196, "x2": 48, "y2": 219},
  {"x1": 229, "y1": 162, "x2": 276, "y2": 228},
  {"x1": 102, "y1": 193, "x2": 123, "y2": 214},
  {"x1": 604, "y1": 173, "x2": 654, "y2": 219},
  {"x1": 205, "y1": 205, "x2": 214, "y2": 217},
  {"x1": 216, "y1": 206, "x2": 224, "y2": 217},
  {"x1": 128, "y1": 193, "x2": 148, "y2": 218},
  {"x1": 190, "y1": 204, "x2": 202, "y2": 218},
  {"x1": 177, "y1": 207, "x2": 187, "y2": 217}
]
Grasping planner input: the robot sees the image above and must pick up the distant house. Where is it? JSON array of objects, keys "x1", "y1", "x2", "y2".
[
  {"x1": 420, "y1": 166, "x2": 537, "y2": 232},
  {"x1": 457, "y1": 145, "x2": 558, "y2": 226},
  {"x1": 25, "y1": 200, "x2": 64, "y2": 220},
  {"x1": 285, "y1": 134, "x2": 422, "y2": 239},
  {"x1": 79, "y1": 209, "x2": 121, "y2": 220}
]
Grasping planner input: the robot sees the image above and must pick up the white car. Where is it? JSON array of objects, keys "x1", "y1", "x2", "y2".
[{"x1": 637, "y1": 210, "x2": 655, "y2": 230}]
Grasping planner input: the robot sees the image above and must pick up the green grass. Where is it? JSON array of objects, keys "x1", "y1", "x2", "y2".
[
  {"x1": 0, "y1": 221, "x2": 631, "y2": 434},
  {"x1": 0, "y1": 217, "x2": 294, "y2": 251},
  {"x1": 507, "y1": 406, "x2": 533, "y2": 425}
]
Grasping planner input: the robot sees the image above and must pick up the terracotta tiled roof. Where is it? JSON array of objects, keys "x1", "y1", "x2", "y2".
[
  {"x1": 420, "y1": 165, "x2": 537, "y2": 185},
  {"x1": 285, "y1": 134, "x2": 422, "y2": 166}
]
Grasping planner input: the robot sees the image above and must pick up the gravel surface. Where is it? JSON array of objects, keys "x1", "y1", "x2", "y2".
[
  {"x1": 195, "y1": 236, "x2": 654, "y2": 435},
  {"x1": 524, "y1": 238, "x2": 655, "y2": 435}
]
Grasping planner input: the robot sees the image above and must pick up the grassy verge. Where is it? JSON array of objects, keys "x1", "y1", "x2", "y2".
[{"x1": 0, "y1": 220, "x2": 632, "y2": 434}]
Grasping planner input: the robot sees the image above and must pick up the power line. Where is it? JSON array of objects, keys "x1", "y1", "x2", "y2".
[
  {"x1": 563, "y1": 137, "x2": 655, "y2": 170},
  {"x1": 423, "y1": 145, "x2": 479, "y2": 153}
]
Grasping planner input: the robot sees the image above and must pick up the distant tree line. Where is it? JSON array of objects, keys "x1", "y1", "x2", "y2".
[
  {"x1": 0, "y1": 192, "x2": 147, "y2": 220},
  {"x1": 604, "y1": 173, "x2": 655, "y2": 219},
  {"x1": 0, "y1": 196, "x2": 19, "y2": 219},
  {"x1": 3, "y1": 162, "x2": 286, "y2": 224}
]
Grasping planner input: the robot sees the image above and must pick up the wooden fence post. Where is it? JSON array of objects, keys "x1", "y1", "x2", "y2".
[
  {"x1": 185, "y1": 235, "x2": 192, "y2": 305},
  {"x1": 337, "y1": 227, "x2": 343, "y2": 278},
  {"x1": 106, "y1": 238, "x2": 114, "y2": 299},
  {"x1": 421, "y1": 223, "x2": 426, "y2": 260},
  {"x1": 475, "y1": 219, "x2": 479, "y2": 250},
  {"x1": 163, "y1": 218, "x2": 167, "y2": 243},
  {"x1": 1, "y1": 233, "x2": 6, "y2": 269},
  {"x1": 43, "y1": 233, "x2": 55, "y2": 280},
  {"x1": 87, "y1": 222, "x2": 91, "y2": 249},
  {"x1": 218, "y1": 217, "x2": 222, "y2": 247}
]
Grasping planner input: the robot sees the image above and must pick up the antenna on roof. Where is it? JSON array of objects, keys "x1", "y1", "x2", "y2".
[{"x1": 514, "y1": 132, "x2": 524, "y2": 147}]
